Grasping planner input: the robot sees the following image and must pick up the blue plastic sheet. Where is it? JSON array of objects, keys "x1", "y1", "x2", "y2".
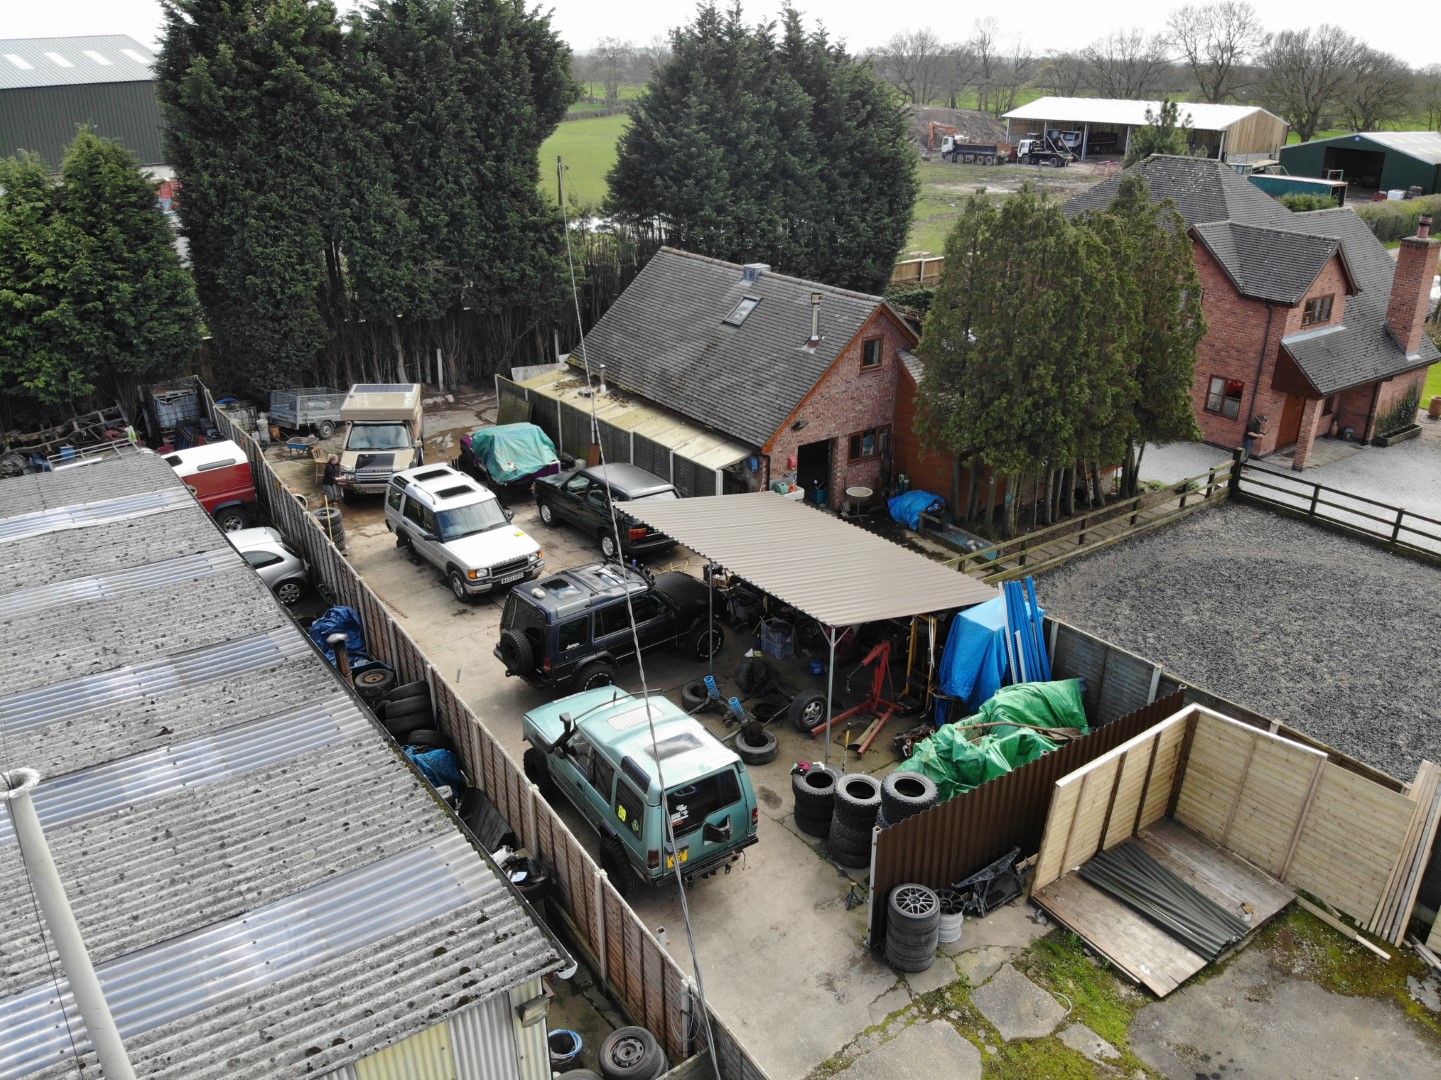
[
  {"x1": 888, "y1": 489, "x2": 945, "y2": 530},
  {"x1": 406, "y1": 746, "x2": 465, "y2": 790},
  {"x1": 308, "y1": 606, "x2": 366, "y2": 664},
  {"x1": 938, "y1": 595, "x2": 1045, "y2": 715}
]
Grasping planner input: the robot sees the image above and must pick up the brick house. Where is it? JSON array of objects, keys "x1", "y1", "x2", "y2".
[
  {"x1": 1066, "y1": 156, "x2": 1440, "y2": 469},
  {"x1": 563, "y1": 247, "x2": 922, "y2": 508}
]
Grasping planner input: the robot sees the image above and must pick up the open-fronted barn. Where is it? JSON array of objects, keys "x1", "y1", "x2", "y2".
[
  {"x1": 1003, "y1": 96, "x2": 1288, "y2": 161},
  {"x1": 1279, "y1": 132, "x2": 1441, "y2": 196}
]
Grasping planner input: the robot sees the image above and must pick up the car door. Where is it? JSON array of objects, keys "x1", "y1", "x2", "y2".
[
  {"x1": 554, "y1": 473, "x2": 593, "y2": 528},
  {"x1": 581, "y1": 483, "x2": 612, "y2": 535},
  {"x1": 241, "y1": 548, "x2": 284, "y2": 590},
  {"x1": 592, "y1": 592, "x2": 669, "y2": 663},
  {"x1": 401, "y1": 495, "x2": 442, "y2": 569}
]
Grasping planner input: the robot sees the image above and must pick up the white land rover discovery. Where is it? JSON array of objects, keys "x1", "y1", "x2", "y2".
[{"x1": 385, "y1": 464, "x2": 544, "y2": 601}]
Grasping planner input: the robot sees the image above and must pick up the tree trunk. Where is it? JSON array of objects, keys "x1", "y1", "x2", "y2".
[
  {"x1": 1044, "y1": 468, "x2": 1056, "y2": 525},
  {"x1": 390, "y1": 321, "x2": 408, "y2": 384},
  {"x1": 1060, "y1": 466, "x2": 1073, "y2": 517},
  {"x1": 966, "y1": 458, "x2": 983, "y2": 522},
  {"x1": 984, "y1": 473, "x2": 997, "y2": 532},
  {"x1": 1132, "y1": 442, "x2": 1147, "y2": 495}
]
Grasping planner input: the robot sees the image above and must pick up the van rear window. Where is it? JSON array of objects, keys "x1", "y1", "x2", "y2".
[{"x1": 666, "y1": 771, "x2": 741, "y2": 837}]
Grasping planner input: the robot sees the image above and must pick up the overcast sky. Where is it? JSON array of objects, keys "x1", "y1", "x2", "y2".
[{"x1": 4, "y1": 1, "x2": 1437, "y2": 70}]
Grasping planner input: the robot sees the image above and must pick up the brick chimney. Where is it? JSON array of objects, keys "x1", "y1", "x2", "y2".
[{"x1": 1386, "y1": 213, "x2": 1441, "y2": 356}]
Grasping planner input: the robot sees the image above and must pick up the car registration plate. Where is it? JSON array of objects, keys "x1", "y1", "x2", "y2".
[
  {"x1": 666, "y1": 849, "x2": 689, "y2": 869},
  {"x1": 499, "y1": 572, "x2": 523, "y2": 584}
]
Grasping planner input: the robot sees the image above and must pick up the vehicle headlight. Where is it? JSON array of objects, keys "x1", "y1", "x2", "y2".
[
  {"x1": 467, "y1": 568, "x2": 486, "y2": 580},
  {"x1": 530, "y1": 551, "x2": 542, "y2": 562}
]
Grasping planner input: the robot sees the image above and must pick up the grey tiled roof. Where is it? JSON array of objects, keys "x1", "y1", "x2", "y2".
[
  {"x1": 0, "y1": 454, "x2": 562, "y2": 1080},
  {"x1": 1192, "y1": 221, "x2": 1341, "y2": 304},
  {"x1": 1279, "y1": 209, "x2": 1441, "y2": 393},
  {"x1": 1067, "y1": 156, "x2": 1439, "y2": 395},
  {"x1": 572, "y1": 247, "x2": 890, "y2": 447},
  {"x1": 0, "y1": 36, "x2": 155, "y2": 91},
  {"x1": 1062, "y1": 154, "x2": 1294, "y2": 228}
]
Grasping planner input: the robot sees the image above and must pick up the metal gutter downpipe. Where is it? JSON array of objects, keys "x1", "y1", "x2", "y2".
[{"x1": 3, "y1": 769, "x2": 137, "y2": 1080}]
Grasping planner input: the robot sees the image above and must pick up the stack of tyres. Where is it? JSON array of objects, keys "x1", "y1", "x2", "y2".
[
  {"x1": 792, "y1": 765, "x2": 839, "y2": 837},
  {"x1": 825, "y1": 774, "x2": 881, "y2": 867},
  {"x1": 885, "y1": 884, "x2": 941, "y2": 972},
  {"x1": 373, "y1": 680, "x2": 436, "y2": 741},
  {"x1": 877, "y1": 771, "x2": 938, "y2": 828}
]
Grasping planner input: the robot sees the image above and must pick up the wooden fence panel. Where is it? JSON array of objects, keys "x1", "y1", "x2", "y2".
[
  {"x1": 1139, "y1": 722, "x2": 1188, "y2": 830},
  {"x1": 1223, "y1": 733, "x2": 1323, "y2": 877}
]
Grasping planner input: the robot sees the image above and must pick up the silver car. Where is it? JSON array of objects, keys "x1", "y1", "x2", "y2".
[{"x1": 228, "y1": 526, "x2": 309, "y2": 605}]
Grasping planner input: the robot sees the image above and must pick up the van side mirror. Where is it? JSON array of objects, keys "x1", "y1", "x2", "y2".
[
  {"x1": 703, "y1": 819, "x2": 732, "y2": 844},
  {"x1": 504, "y1": 507, "x2": 515, "y2": 522}
]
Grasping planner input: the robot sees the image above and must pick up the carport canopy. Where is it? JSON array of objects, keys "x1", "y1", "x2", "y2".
[{"x1": 622, "y1": 492, "x2": 996, "y2": 626}]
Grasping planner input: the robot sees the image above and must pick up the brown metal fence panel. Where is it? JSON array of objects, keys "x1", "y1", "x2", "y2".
[
  {"x1": 195, "y1": 380, "x2": 772, "y2": 1080},
  {"x1": 867, "y1": 692, "x2": 1184, "y2": 945}
]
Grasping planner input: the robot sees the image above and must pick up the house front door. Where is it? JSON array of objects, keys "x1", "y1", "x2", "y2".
[{"x1": 1277, "y1": 394, "x2": 1306, "y2": 449}]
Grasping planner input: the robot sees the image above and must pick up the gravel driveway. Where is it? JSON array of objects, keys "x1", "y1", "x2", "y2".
[{"x1": 1036, "y1": 501, "x2": 1441, "y2": 782}]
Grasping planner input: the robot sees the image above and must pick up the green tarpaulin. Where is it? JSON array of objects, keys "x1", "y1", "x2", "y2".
[
  {"x1": 469, "y1": 423, "x2": 558, "y2": 483},
  {"x1": 897, "y1": 680, "x2": 1087, "y2": 802}
]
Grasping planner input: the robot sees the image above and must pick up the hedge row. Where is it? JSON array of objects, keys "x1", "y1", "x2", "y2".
[{"x1": 1351, "y1": 193, "x2": 1441, "y2": 243}]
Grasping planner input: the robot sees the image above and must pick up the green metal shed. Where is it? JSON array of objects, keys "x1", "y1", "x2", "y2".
[
  {"x1": 1278, "y1": 132, "x2": 1441, "y2": 196},
  {"x1": 0, "y1": 35, "x2": 163, "y2": 171}
]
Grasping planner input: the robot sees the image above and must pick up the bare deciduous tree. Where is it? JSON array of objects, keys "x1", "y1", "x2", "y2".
[
  {"x1": 970, "y1": 17, "x2": 1000, "y2": 113},
  {"x1": 1336, "y1": 47, "x2": 1415, "y2": 132},
  {"x1": 593, "y1": 37, "x2": 634, "y2": 103},
  {"x1": 1167, "y1": 2, "x2": 1270, "y2": 103},
  {"x1": 1080, "y1": 30, "x2": 1173, "y2": 100},
  {"x1": 1260, "y1": 25, "x2": 1363, "y2": 142},
  {"x1": 1418, "y1": 64, "x2": 1441, "y2": 131},
  {"x1": 992, "y1": 39, "x2": 1038, "y2": 116},
  {"x1": 874, "y1": 27, "x2": 948, "y2": 104},
  {"x1": 1039, "y1": 51, "x2": 1088, "y2": 97},
  {"x1": 635, "y1": 34, "x2": 671, "y2": 75}
]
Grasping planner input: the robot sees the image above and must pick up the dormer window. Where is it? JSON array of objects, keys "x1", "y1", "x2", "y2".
[
  {"x1": 1302, "y1": 295, "x2": 1334, "y2": 326},
  {"x1": 723, "y1": 296, "x2": 761, "y2": 326},
  {"x1": 861, "y1": 338, "x2": 883, "y2": 368}
]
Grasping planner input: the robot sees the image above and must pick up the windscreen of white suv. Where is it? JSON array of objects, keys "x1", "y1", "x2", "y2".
[{"x1": 437, "y1": 500, "x2": 509, "y2": 540}]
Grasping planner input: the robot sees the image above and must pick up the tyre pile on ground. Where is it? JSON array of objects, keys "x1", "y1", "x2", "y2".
[
  {"x1": 355, "y1": 674, "x2": 454, "y2": 754},
  {"x1": 885, "y1": 883, "x2": 941, "y2": 972},
  {"x1": 825, "y1": 774, "x2": 881, "y2": 867},
  {"x1": 792, "y1": 764, "x2": 839, "y2": 838},
  {"x1": 877, "y1": 770, "x2": 938, "y2": 828},
  {"x1": 557, "y1": 1024, "x2": 667, "y2": 1080}
]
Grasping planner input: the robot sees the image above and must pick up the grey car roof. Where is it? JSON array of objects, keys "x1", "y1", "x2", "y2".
[
  {"x1": 583, "y1": 461, "x2": 677, "y2": 496},
  {"x1": 622, "y1": 492, "x2": 996, "y2": 625},
  {"x1": 569, "y1": 247, "x2": 895, "y2": 447},
  {"x1": 0, "y1": 454, "x2": 562, "y2": 1080},
  {"x1": 0, "y1": 36, "x2": 156, "y2": 91}
]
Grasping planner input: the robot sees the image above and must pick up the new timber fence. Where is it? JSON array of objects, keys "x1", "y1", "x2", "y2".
[{"x1": 199, "y1": 381, "x2": 767, "y2": 1080}]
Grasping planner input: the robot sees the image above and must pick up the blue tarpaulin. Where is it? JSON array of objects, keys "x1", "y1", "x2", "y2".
[
  {"x1": 406, "y1": 746, "x2": 466, "y2": 790},
  {"x1": 307, "y1": 605, "x2": 389, "y2": 676},
  {"x1": 938, "y1": 595, "x2": 1045, "y2": 714},
  {"x1": 888, "y1": 489, "x2": 945, "y2": 530},
  {"x1": 468, "y1": 423, "x2": 559, "y2": 484}
]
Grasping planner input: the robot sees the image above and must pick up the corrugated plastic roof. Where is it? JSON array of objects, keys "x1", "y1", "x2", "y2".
[
  {"x1": 1003, "y1": 96, "x2": 1279, "y2": 133},
  {"x1": 0, "y1": 453, "x2": 563, "y2": 1080},
  {"x1": 0, "y1": 36, "x2": 155, "y2": 91},
  {"x1": 621, "y1": 492, "x2": 996, "y2": 625}
]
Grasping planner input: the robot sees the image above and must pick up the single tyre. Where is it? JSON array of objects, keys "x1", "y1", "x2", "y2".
[
  {"x1": 353, "y1": 666, "x2": 397, "y2": 700},
  {"x1": 317, "y1": 420, "x2": 336, "y2": 440},
  {"x1": 834, "y1": 774, "x2": 882, "y2": 828},
  {"x1": 750, "y1": 694, "x2": 789, "y2": 722},
  {"x1": 600, "y1": 531, "x2": 619, "y2": 560},
  {"x1": 735, "y1": 725, "x2": 778, "y2": 766},
  {"x1": 573, "y1": 660, "x2": 618, "y2": 692},
  {"x1": 523, "y1": 747, "x2": 558, "y2": 798},
  {"x1": 213, "y1": 506, "x2": 249, "y2": 532},
  {"x1": 448, "y1": 569, "x2": 472, "y2": 603},
  {"x1": 402, "y1": 728, "x2": 454, "y2": 752},
  {"x1": 600, "y1": 836, "x2": 632, "y2": 898},
  {"x1": 735, "y1": 656, "x2": 770, "y2": 695},
  {"x1": 881, "y1": 771, "x2": 938, "y2": 824},
  {"x1": 384, "y1": 713, "x2": 429, "y2": 743},
  {"x1": 791, "y1": 765, "x2": 839, "y2": 815},
  {"x1": 789, "y1": 690, "x2": 827, "y2": 733},
  {"x1": 538, "y1": 500, "x2": 556, "y2": 526},
  {"x1": 380, "y1": 695, "x2": 429, "y2": 720},
  {"x1": 682, "y1": 679, "x2": 712, "y2": 712},
  {"x1": 560, "y1": 1072, "x2": 603, "y2": 1080},
  {"x1": 382, "y1": 680, "x2": 430, "y2": 704},
  {"x1": 598, "y1": 1025, "x2": 664, "y2": 1080},
  {"x1": 273, "y1": 578, "x2": 305, "y2": 605},
  {"x1": 688, "y1": 621, "x2": 724, "y2": 661},
  {"x1": 498, "y1": 629, "x2": 533, "y2": 675}
]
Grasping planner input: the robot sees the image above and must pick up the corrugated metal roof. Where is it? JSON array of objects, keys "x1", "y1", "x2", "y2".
[
  {"x1": 0, "y1": 453, "x2": 563, "y2": 1080},
  {"x1": 0, "y1": 36, "x2": 155, "y2": 91},
  {"x1": 1003, "y1": 96, "x2": 1279, "y2": 133},
  {"x1": 621, "y1": 492, "x2": 995, "y2": 625},
  {"x1": 1305, "y1": 130, "x2": 1441, "y2": 166},
  {"x1": 520, "y1": 367, "x2": 753, "y2": 467}
]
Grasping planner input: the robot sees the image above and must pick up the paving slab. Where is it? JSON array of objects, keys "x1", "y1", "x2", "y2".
[
  {"x1": 1129, "y1": 948, "x2": 1441, "y2": 1080},
  {"x1": 837, "y1": 1021, "x2": 981, "y2": 1080},
  {"x1": 950, "y1": 944, "x2": 1016, "y2": 986},
  {"x1": 866, "y1": 985, "x2": 910, "y2": 1026},
  {"x1": 904, "y1": 952, "x2": 958, "y2": 997},
  {"x1": 1058, "y1": 1022, "x2": 1121, "y2": 1064},
  {"x1": 971, "y1": 964, "x2": 1068, "y2": 1041}
]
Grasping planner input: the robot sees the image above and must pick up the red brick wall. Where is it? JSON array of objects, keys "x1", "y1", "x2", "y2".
[
  {"x1": 764, "y1": 310, "x2": 915, "y2": 508},
  {"x1": 1371, "y1": 370, "x2": 1427, "y2": 439},
  {"x1": 893, "y1": 372, "x2": 956, "y2": 502},
  {"x1": 1191, "y1": 244, "x2": 1290, "y2": 453},
  {"x1": 1386, "y1": 236, "x2": 1441, "y2": 355},
  {"x1": 1281, "y1": 258, "x2": 1350, "y2": 336}
]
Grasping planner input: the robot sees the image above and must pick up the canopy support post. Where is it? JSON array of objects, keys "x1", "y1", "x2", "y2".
[{"x1": 824, "y1": 626, "x2": 837, "y2": 769}]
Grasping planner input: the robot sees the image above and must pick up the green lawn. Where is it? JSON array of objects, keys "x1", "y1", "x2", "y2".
[
  {"x1": 1424, "y1": 351, "x2": 1441, "y2": 407},
  {"x1": 538, "y1": 111, "x2": 629, "y2": 211}
]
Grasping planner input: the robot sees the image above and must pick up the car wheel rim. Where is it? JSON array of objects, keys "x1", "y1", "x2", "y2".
[
  {"x1": 540, "y1": 505, "x2": 552, "y2": 523},
  {"x1": 610, "y1": 1034, "x2": 646, "y2": 1066},
  {"x1": 277, "y1": 583, "x2": 301, "y2": 604},
  {"x1": 451, "y1": 577, "x2": 465, "y2": 599},
  {"x1": 602, "y1": 536, "x2": 616, "y2": 557},
  {"x1": 803, "y1": 702, "x2": 823, "y2": 725},
  {"x1": 894, "y1": 885, "x2": 936, "y2": 917}
]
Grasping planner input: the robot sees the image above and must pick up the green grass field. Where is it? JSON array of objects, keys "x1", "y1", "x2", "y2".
[
  {"x1": 538, "y1": 112, "x2": 629, "y2": 210},
  {"x1": 1425, "y1": 349, "x2": 1441, "y2": 407}
]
